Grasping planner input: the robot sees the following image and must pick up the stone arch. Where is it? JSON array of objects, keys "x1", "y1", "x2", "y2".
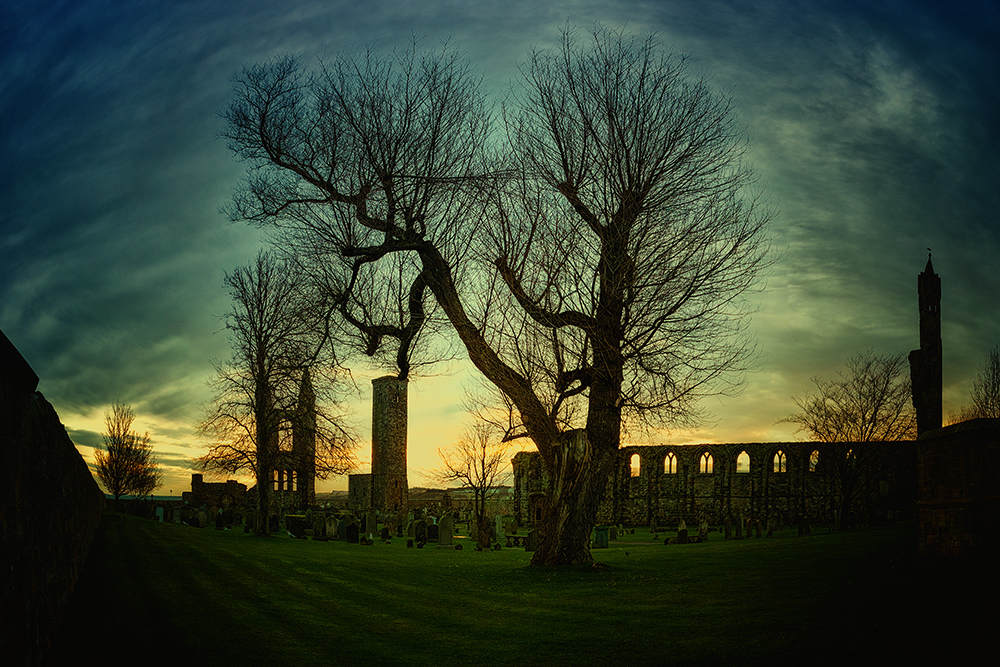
[
  {"x1": 699, "y1": 451, "x2": 714, "y2": 474},
  {"x1": 629, "y1": 453, "x2": 641, "y2": 478},
  {"x1": 773, "y1": 450, "x2": 787, "y2": 473},
  {"x1": 736, "y1": 450, "x2": 750, "y2": 473},
  {"x1": 663, "y1": 450, "x2": 677, "y2": 475}
]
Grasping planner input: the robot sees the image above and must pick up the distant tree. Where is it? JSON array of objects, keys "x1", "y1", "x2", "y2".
[
  {"x1": 435, "y1": 422, "x2": 512, "y2": 550},
  {"x1": 197, "y1": 251, "x2": 355, "y2": 535},
  {"x1": 953, "y1": 344, "x2": 1000, "y2": 421},
  {"x1": 782, "y1": 350, "x2": 916, "y2": 528},
  {"x1": 94, "y1": 401, "x2": 162, "y2": 507}
]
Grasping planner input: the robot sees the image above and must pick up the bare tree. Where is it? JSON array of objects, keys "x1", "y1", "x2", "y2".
[
  {"x1": 435, "y1": 422, "x2": 512, "y2": 550},
  {"x1": 95, "y1": 401, "x2": 162, "y2": 506},
  {"x1": 954, "y1": 344, "x2": 1000, "y2": 421},
  {"x1": 197, "y1": 251, "x2": 355, "y2": 535},
  {"x1": 782, "y1": 350, "x2": 916, "y2": 528},
  {"x1": 221, "y1": 27, "x2": 771, "y2": 565}
]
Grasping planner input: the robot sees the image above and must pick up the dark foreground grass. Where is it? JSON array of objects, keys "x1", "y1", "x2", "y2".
[{"x1": 47, "y1": 514, "x2": 991, "y2": 666}]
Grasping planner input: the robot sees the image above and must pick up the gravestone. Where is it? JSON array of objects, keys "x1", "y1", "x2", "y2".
[
  {"x1": 525, "y1": 529, "x2": 539, "y2": 552},
  {"x1": 155, "y1": 506, "x2": 164, "y2": 522},
  {"x1": 593, "y1": 525, "x2": 609, "y2": 549},
  {"x1": 676, "y1": 519, "x2": 688, "y2": 544},
  {"x1": 345, "y1": 522, "x2": 360, "y2": 544},
  {"x1": 327, "y1": 516, "x2": 339, "y2": 539},
  {"x1": 407, "y1": 521, "x2": 415, "y2": 538},
  {"x1": 609, "y1": 525, "x2": 617, "y2": 541},
  {"x1": 698, "y1": 519, "x2": 709, "y2": 542},
  {"x1": 438, "y1": 515, "x2": 454, "y2": 546},
  {"x1": 365, "y1": 512, "x2": 378, "y2": 536},
  {"x1": 415, "y1": 519, "x2": 427, "y2": 544},
  {"x1": 427, "y1": 523, "x2": 439, "y2": 542},
  {"x1": 494, "y1": 515, "x2": 505, "y2": 544},
  {"x1": 380, "y1": 526, "x2": 391, "y2": 541}
]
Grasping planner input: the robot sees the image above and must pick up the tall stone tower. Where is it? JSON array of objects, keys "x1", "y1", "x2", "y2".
[
  {"x1": 909, "y1": 254, "x2": 942, "y2": 436},
  {"x1": 370, "y1": 375, "x2": 409, "y2": 512}
]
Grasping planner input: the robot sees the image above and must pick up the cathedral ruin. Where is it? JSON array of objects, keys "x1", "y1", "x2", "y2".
[{"x1": 512, "y1": 258, "x2": 945, "y2": 530}]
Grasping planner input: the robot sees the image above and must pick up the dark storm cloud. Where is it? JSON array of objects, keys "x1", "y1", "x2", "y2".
[{"x1": 1, "y1": 0, "x2": 997, "y2": 484}]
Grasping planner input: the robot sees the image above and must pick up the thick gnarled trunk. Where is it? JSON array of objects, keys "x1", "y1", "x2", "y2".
[{"x1": 530, "y1": 431, "x2": 617, "y2": 566}]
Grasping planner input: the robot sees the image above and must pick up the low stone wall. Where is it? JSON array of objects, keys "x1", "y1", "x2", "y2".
[
  {"x1": 1, "y1": 330, "x2": 105, "y2": 666},
  {"x1": 917, "y1": 419, "x2": 1000, "y2": 557}
]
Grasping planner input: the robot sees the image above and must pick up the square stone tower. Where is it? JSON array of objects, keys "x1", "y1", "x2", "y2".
[{"x1": 370, "y1": 375, "x2": 409, "y2": 512}]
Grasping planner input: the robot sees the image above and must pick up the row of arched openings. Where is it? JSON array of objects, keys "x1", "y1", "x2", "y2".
[{"x1": 629, "y1": 449, "x2": 821, "y2": 477}]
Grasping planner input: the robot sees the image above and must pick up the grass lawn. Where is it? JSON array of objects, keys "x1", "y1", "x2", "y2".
[{"x1": 46, "y1": 514, "x2": 990, "y2": 666}]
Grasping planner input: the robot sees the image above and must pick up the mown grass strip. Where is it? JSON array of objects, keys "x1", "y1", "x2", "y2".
[{"x1": 46, "y1": 515, "x2": 988, "y2": 666}]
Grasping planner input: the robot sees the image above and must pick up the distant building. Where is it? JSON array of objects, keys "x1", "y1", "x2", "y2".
[{"x1": 182, "y1": 474, "x2": 247, "y2": 508}]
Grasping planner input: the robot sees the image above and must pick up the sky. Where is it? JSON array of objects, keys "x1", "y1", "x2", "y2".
[{"x1": 2, "y1": 0, "x2": 998, "y2": 495}]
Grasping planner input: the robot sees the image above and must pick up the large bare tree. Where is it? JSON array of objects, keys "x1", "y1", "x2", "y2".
[
  {"x1": 782, "y1": 350, "x2": 916, "y2": 528},
  {"x1": 222, "y1": 27, "x2": 771, "y2": 564},
  {"x1": 95, "y1": 401, "x2": 162, "y2": 507},
  {"x1": 197, "y1": 251, "x2": 354, "y2": 535}
]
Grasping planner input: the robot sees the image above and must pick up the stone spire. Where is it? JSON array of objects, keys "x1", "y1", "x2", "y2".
[{"x1": 909, "y1": 253, "x2": 942, "y2": 436}]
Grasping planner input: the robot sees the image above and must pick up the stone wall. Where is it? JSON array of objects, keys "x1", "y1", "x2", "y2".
[
  {"x1": 513, "y1": 440, "x2": 916, "y2": 529},
  {"x1": 1, "y1": 329, "x2": 105, "y2": 666},
  {"x1": 917, "y1": 419, "x2": 1000, "y2": 557}
]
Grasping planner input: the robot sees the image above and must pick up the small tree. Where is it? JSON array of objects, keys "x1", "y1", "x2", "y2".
[
  {"x1": 954, "y1": 344, "x2": 1000, "y2": 421},
  {"x1": 94, "y1": 401, "x2": 162, "y2": 507},
  {"x1": 435, "y1": 422, "x2": 512, "y2": 550},
  {"x1": 782, "y1": 350, "x2": 916, "y2": 528}
]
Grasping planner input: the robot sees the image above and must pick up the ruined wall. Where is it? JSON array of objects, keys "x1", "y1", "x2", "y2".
[
  {"x1": 1, "y1": 329, "x2": 105, "y2": 666},
  {"x1": 917, "y1": 419, "x2": 1000, "y2": 557},
  {"x1": 513, "y1": 440, "x2": 915, "y2": 529}
]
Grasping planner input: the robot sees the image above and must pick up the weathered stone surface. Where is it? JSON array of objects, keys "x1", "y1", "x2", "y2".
[{"x1": 2, "y1": 329, "x2": 105, "y2": 666}]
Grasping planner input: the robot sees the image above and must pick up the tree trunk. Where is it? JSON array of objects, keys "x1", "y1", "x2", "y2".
[{"x1": 529, "y1": 430, "x2": 616, "y2": 566}]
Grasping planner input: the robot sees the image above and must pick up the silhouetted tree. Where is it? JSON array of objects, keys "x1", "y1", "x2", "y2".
[
  {"x1": 222, "y1": 27, "x2": 771, "y2": 564},
  {"x1": 953, "y1": 344, "x2": 1000, "y2": 420},
  {"x1": 782, "y1": 350, "x2": 916, "y2": 528},
  {"x1": 434, "y1": 422, "x2": 512, "y2": 550},
  {"x1": 197, "y1": 251, "x2": 355, "y2": 535},
  {"x1": 95, "y1": 401, "x2": 161, "y2": 506}
]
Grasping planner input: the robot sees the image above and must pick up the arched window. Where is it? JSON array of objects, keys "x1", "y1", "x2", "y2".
[
  {"x1": 630, "y1": 453, "x2": 641, "y2": 478},
  {"x1": 736, "y1": 451, "x2": 750, "y2": 473},
  {"x1": 773, "y1": 450, "x2": 786, "y2": 473},
  {"x1": 272, "y1": 469, "x2": 280, "y2": 491},
  {"x1": 700, "y1": 452, "x2": 714, "y2": 474},
  {"x1": 664, "y1": 451, "x2": 677, "y2": 475},
  {"x1": 289, "y1": 470, "x2": 296, "y2": 492},
  {"x1": 809, "y1": 450, "x2": 820, "y2": 472}
]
